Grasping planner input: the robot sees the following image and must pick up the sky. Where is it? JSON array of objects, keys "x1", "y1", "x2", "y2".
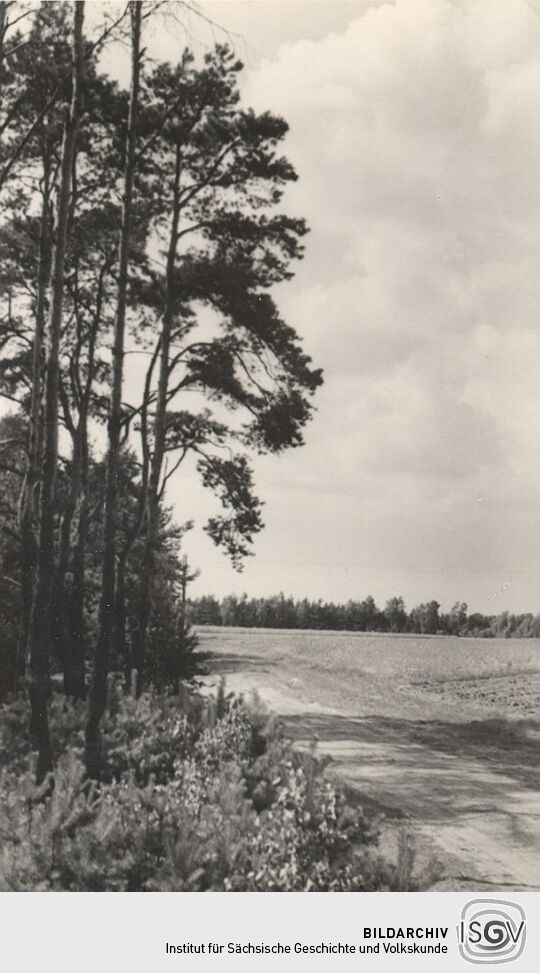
[{"x1": 94, "y1": 0, "x2": 540, "y2": 613}]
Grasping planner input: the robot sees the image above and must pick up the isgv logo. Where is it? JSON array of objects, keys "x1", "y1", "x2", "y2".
[{"x1": 458, "y1": 899, "x2": 526, "y2": 965}]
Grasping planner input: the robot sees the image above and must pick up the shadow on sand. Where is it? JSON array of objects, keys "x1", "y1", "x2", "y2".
[
  {"x1": 280, "y1": 711, "x2": 540, "y2": 814},
  {"x1": 202, "y1": 651, "x2": 271, "y2": 676}
]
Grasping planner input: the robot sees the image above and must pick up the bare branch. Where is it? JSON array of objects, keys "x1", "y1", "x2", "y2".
[
  {"x1": 158, "y1": 446, "x2": 187, "y2": 500},
  {"x1": 179, "y1": 139, "x2": 240, "y2": 208},
  {"x1": 0, "y1": 574, "x2": 21, "y2": 589},
  {"x1": 0, "y1": 76, "x2": 66, "y2": 189}
]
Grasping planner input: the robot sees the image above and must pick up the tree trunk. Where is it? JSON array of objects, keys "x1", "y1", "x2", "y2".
[
  {"x1": 132, "y1": 538, "x2": 151, "y2": 697},
  {"x1": 85, "y1": 0, "x2": 142, "y2": 778},
  {"x1": 120, "y1": 336, "x2": 159, "y2": 694},
  {"x1": 52, "y1": 426, "x2": 87, "y2": 698},
  {"x1": 18, "y1": 180, "x2": 51, "y2": 685},
  {"x1": 66, "y1": 411, "x2": 90, "y2": 699},
  {"x1": 52, "y1": 458, "x2": 77, "y2": 693},
  {"x1": 134, "y1": 142, "x2": 182, "y2": 695},
  {"x1": 68, "y1": 483, "x2": 88, "y2": 696},
  {"x1": 66, "y1": 265, "x2": 102, "y2": 699},
  {"x1": 173, "y1": 561, "x2": 188, "y2": 695},
  {"x1": 25, "y1": 0, "x2": 85, "y2": 784},
  {"x1": 114, "y1": 552, "x2": 129, "y2": 673},
  {"x1": 0, "y1": 2, "x2": 8, "y2": 115}
]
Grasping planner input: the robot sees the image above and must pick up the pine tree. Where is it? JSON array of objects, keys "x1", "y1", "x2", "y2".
[{"x1": 26, "y1": 0, "x2": 85, "y2": 783}]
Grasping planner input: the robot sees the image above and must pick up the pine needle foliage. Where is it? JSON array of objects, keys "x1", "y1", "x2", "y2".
[{"x1": 0, "y1": 686, "x2": 411, "y2": 891}]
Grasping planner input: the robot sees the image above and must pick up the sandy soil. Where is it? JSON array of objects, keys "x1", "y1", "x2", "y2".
[{"x1": 198, "y1": 627, "x2": 540, "y2": 891}]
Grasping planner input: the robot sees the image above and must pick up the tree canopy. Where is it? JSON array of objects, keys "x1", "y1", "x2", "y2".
[{"x1": 0, "y1": 0, "x2": 322, "y2": 779}]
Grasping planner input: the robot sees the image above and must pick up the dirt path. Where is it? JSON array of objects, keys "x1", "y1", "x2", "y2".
[{"x1": 198, "y1": 629, "x2": 540, "y2": 891}]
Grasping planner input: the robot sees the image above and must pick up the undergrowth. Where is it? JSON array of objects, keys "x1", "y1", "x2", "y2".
[{"x1": 0, "y1": 684, "x2": 416, "y2": 891}]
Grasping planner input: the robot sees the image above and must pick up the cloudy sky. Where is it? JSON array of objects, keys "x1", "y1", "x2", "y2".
[{"x1": 104, "y1": 0, "x2": 540, "y2": 613}]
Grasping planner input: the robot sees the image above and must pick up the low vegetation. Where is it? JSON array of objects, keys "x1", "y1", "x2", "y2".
[{"x1": 0, "y1": 685, "x2": 409, "y2": 892}]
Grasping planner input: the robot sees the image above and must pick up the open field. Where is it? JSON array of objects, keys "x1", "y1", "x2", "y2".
[{"x1": 198, "y1": 627, "x2": 540, "y2": 890}]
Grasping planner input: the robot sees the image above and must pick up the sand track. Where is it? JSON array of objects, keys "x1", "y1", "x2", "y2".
[{"x1": 199, "y1": 628, "x2": 540, "y2": 891}]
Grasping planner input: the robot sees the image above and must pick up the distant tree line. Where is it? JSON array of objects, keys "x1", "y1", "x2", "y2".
[{"x1": 189, "y1": 592, "x2": 540, "y2": 638}]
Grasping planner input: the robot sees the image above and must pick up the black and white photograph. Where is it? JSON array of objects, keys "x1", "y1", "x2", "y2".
[{"x1": 0, "y1": 0, "x2": 539, "y2": 906}]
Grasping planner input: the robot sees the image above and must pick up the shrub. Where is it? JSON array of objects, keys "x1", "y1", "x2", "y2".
[{"x1": 0, "y1": 687, "x2": 408, "y2": 891}]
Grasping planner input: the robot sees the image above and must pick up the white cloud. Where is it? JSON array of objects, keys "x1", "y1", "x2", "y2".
[{"x1": 187, "y1": 0, "x2": 540, "y2": 612}]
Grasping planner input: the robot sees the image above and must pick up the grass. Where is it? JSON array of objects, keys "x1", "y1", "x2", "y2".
[{"x1": 198, "y1": 627, "x2": 540, "y2": 721}]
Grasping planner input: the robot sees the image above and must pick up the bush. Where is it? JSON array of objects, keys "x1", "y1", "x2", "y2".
[{"x1": 0, "y1": 686, "x2": 408, "y2": 891}]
